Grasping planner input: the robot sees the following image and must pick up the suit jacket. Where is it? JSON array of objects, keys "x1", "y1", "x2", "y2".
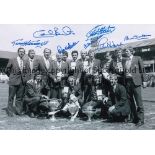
[
  {"x1": 68, "y1": 59, "x2": 82, "y2": 79},
  {"x1": 107, "y1": 84, "x2": 130, "y2": 116},
  {"x1": 37, "y1": 57, "x2": 53, "y2": 84},
  {"x1": 49, "y1": 60, "x2": 69, "y2": 87},
  {"x1": 62, "y1": 85, "x2": 83, "y2": 106},
  {"x1": 25, "y1": 57, "x2": 39, "y2": 81},
  {"x1": 24, "y1": 80, "x2": 50, "y2": 100},
  {"x1": 5, "y1": 58, "x2": 27, "y2": 85},
  {"x1": 109, "y1": 59, "x2": 125, "y2": 85},
  {"x1": 88, "y1": 58, "x2": 101, "y2": 73},
  {"x1": 122, "y1": 56, "x2": 146, "y2": 86}
]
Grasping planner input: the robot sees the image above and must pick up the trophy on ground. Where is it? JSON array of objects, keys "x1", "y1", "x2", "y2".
[
  {"x1": 48, "y1": 98, "x2": 62, "y2": 122},
  {"x1": 67, "y1": 94, "x2": 80, "y2": 122},
  {"x1": 83, "y1": 104, "x2": 96, "y2": 121}
]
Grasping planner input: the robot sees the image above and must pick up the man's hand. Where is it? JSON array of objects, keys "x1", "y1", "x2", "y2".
[
  {"x1": 27, "y1": 79, "x2": 33, "y2": 84},
  {"x1": 143, "y1": 82, "x2": 147, "y2": 88},
  {"x1": 103, "y1": 97, "x2": 108, "y2": 104},
  {"x1": 108, "y1": 105, "x2": 115, "y2": 113},
  {"x1": 41, "y1": 95, "x2": 49, "y2": 99},
  {"x1": 54, "y1": 78, "x2": 57, "y2": 83},
  {"x1": 61, "y1": 74, "x2": 64, "y2": 78},
  {"x1": 76, "y1": 78, "x2": 80, "y2": 85}
]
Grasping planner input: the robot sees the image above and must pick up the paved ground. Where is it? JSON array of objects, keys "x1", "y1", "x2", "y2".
[{"x1": 0, "y1": 83, "x2": 155, "y2": 130}]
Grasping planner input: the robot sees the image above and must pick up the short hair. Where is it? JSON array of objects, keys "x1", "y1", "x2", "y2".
[
  {"x1": 28, "y1": 49, "x2": 35, "y2": 54},
  {"x1": 17, "y1": 47, "x2": 25, "y2": 53},
  {"x1": 88, "y1": 49, "x2": 95, "y2": 55},
  {"x1": 68, "y1": 76, "x2": 75, "y2": 82},
  {"x1": 43, "y1": 48, "x2": 51, "y2": 53},
  {"x1": 115, "y1": 47, "x2": 122, "y2": 53},
  {"x1": 109, "y1": 73, "x2": 118, "y2": 80},
  {"x1": 71, "y1": 50, "x2": 78, "y2": 56},
  {"x1": 62, "y1": 51, "x2": 68, "y2": 57},
  {"x1": 125, "y1": 46, "x2": 135, "y2": 54},
  {"x1": 34, "y1": 70, "x2": 41, "y2": 79}
]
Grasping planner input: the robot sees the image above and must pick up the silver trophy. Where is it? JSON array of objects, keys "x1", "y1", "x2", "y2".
[
  {"x1": 48, "y1": 98, "x2": 61, "y2": 122},
  {"x1": 68, "y1": 94, "x2": 80, "y2": 121},
  {"x1": 83, "y1": 105, "x2": 96, "y2": 121},
  {"x1": 68, "y1": 104, "x2": 79, "y2": 122}
]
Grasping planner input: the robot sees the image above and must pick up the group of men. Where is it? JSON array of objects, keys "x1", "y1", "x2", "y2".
[{"x1": 5, "y1": 46, "x2": 147, "y2": 126}]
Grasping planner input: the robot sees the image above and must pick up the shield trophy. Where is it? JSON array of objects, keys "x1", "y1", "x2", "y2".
[
  {"x1": 48, "y1": 98, "x2": 61, "y2": 122},
  {"x1": 83, "y1": 105, "x2": 96, "y2": 121}
]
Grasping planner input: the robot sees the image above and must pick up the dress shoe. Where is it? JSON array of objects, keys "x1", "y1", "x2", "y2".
[
  {"x1": 29, "y1": 112, "x2": 35, "y2": 118},
  {"x1": 6, "y1": 109, "x2": 15, "y2": 117},
  {"x1": 136, "y1": 121, "x2": 144, "y2": 127}
]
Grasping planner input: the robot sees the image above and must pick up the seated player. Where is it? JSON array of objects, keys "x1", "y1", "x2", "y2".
[
  {"x1": 62, "y1": 94, "x2": 81, "y2": 121},
  {"x1": 62, "y1": 76, "x2": 83, "y2": 107},
  {"x1": 105, "y1": 74, "x2": 130, "y2": 122},
  {"x1": 82, "y1": 72, "x2": 107, "y2": 118},
  {"x1": 61, "y1": 76, "x2": 83, "y2": 119},
  {"x1": 24, "y1": 72, "x2": 50, "y2": 118}
]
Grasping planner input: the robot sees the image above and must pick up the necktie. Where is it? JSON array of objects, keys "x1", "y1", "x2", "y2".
[
  {"x1": 30, "y1": 59, "x2": 33, "y2": 72},
  {"x1": 46, "y1": 59, "x2": 50, "y2": 69},
  {"x1": 20, "y1": 58, "x2": 23, "y2": 71}
]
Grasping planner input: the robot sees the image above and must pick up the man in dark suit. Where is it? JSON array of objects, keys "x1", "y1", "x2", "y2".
[
  {"x1": 82, "y1": 49, "x2": 101, "y2": 104},
  {"x1": 37, "y1": 48, "x2": 53, "y2": 88},
  {"x1": 61, "y1": 76, "x2": 83, "y2": 119},
  {"x1": 109, "y1": 48, "x2": 125, "y2": 85},
  {"x1": 123, "y1": 47, "x2": 147, "y2": 126},
  {"x1": 49, "y1": 53, "x2": 69, "y2": 99},
  {"x1": 5, "y1": 48, "x2": 27, "y2": 116},
  {"x1": 107, "y1": 74, "x2": 130, "y2": 122},
  {"x1": 68, "y1": 50, "x2": 82, "y2": 85},
  {"x1": 25, "y1": 49, "x2": 39, "y2": 81},
  {"x1": 24, "y1": 72, "x2": 50, "y2": 118}
]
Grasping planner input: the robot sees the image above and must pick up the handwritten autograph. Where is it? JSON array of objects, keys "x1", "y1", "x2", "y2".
[
  {"x1": 33, "y1": 26, "x2": 75, "y2": 38},
  {"x1": 12, "y1": 39, "x2": 48, "y2": 48},
  {"x1": 57, "y1": 41, "x2": 79, "y2": 54},
  {"x1": 124, "y1": 34, "x2": 151, "y2": 41},
  {"x1": 85, "y1": 24, "x2": 116, "y2": 41}
]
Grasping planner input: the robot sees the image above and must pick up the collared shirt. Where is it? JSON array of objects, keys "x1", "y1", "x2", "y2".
[
  {"x1": 57, "y1": 61, "x2": 62, "y2": 69},
  {"x1": 29, "y1": 58, "x2": 34, "y2": 72},
  {"x1": 17, "y1": 56, "x2": 23, "y2": 71},
  {"x1": 43, "y1": 57, "x2": 50, "y2": 69},
  {"x1": 125, "y1": 55, "x2": 133, "y2": 77}
]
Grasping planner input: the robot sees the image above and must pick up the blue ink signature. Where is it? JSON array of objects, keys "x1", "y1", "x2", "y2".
[
  {"x1": 85, "y1": 25, "x2": 116, "y2": 41},
  {"x1": 98, "y1": 37, "x2": 123, "y2": 50},
  {"x1": 33, "y1": 26, "x2": 75, "y2": 38},
  {"x1": 84, "y1": 37, "x2": 123, "y2": 51},
  {"x1": 11, "y1": 39, "x2": 49, "y2": 48},
  {"x1": 124, "y1": 34, "x2": 151, "y2": 41},
  {"x1": 57, "y1": 41, "x2": 79, "y2": 54}
]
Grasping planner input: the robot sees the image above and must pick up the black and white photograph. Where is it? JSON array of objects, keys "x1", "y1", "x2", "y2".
[{"x1": 0, "y1": 24, "x2": 154, "y2": 130}]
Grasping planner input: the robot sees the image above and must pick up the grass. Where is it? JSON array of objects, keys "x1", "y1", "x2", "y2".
[{"x1": 0, "y1": 83, "x2": 155, "y2": 130}]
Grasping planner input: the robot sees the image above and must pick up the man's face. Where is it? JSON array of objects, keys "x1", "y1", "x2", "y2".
[
  {"x1": 62, "y1": 54, "x2": 68, "y2": 61},
  {"x1": 72, "y1": 53, "x2": 78, "y2": 61},
  {"x1": 105, "y1": 52, "x2": 111, "y2": 60},
  {"x1": 44, "y1": 49, "x2": 51, "y2": 59},
  {"x1": 110, "y1": 76, "x2": 117, "y2": 86},
  {"x1": 35, "y1": 75, "x2": 42, "y2": 82},
  {"x1": 68, "y1": 78, "x2": 75, "y2": 87},
  {"x1": 28, "y1": 50, "x2": 35, "y2": 59},
  {"x1": 94, "y1": 75, "x2": 101, "y2": 85},
  {"x1": 125, "y1": 49, "x2": 132, "y2": 58},
  {"x1": 89, "y1": 51, "x2": 95, "y2": 59},
  {"x1": 81, "y1": 51, "x2": 87, "y2": 59},
  {"x1": 116, "y1": 50, "x2": 122, "y2": 58},
  {"x1": 18, "y1": 48, "x2": 25, "y2": 59},
  {"x1": 56, "y1": 54, "x2": 62, "y2": 62}
]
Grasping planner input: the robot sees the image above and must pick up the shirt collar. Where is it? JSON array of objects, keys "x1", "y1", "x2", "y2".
[{"x1": 17, "y1": 56, "x2": 22, "y2": 60}]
